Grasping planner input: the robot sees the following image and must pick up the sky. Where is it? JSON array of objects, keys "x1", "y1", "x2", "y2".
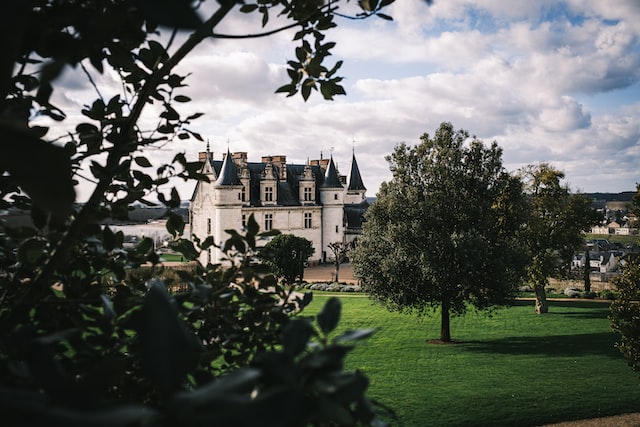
[{"x1": 46, "y1": 0, "x2": 640, "y2": 202}]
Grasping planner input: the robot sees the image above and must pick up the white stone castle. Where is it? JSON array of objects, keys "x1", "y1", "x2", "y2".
[{"x1": 189, "y1": 146, "x2": 369, "y2": 265}]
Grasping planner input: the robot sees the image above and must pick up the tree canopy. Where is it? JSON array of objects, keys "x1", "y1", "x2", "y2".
[
  {"x1": 517, "y1": 163, "x2": 598, "y2": 313},
  {"x1": 261, "y1": 233, "x2": 314, "y2": 284},
  {"x1": 351, "y1": 122, "x2": 528, "y2": 342}
]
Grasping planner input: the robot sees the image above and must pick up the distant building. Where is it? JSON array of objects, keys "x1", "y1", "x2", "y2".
[{"x1": 189, "y1": 147, "x2": 369, "y2": 265}]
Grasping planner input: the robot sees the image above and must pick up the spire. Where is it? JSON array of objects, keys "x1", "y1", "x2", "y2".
[
  {"x1": 347, "y1": 151, "x2": 366, "y2": 191},
  {"x1": 215, "y1": 149, "x2": 241, "y2": 186},
  {"x1": 321, "y1": 155, "x2": 343, "y2": 188}
]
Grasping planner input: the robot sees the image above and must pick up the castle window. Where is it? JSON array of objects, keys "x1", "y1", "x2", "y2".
[
  {"x1": 241, "y1": 186, "x2": 246, "y2": 202},
  {"x1": 304, "y1": 212, "x2": 312, "y2": 229},
  {"x1": 304, "y1": 187, "x2": 312, "y2": 201},
  {"x1": 334, "y1": 194, "x2": 338, "y2": 200},
  {"x1": 242, "y1": 214, "x2": 246, "y2": 228},
  {"x1": 207, "y1": 218, "x2": 211, "y2": 235},
  {"x1": 265, "y1": 213, "x2": 273, "y2": 231},
  {"x1": 335, "y1": 225, "x2": 339, "y2": 233},
  {"x1": 265, "y1": 186, "x2": 274, "y2": 202}
]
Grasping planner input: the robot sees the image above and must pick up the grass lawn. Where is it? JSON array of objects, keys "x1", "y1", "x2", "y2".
[{"x1": 303, "y1": 294, "x2": 640, "y2": 427}]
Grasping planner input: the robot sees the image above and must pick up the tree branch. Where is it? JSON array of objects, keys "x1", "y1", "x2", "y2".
[{"x1": 34, "y1": 1, "x2": 238, "y2": 290}]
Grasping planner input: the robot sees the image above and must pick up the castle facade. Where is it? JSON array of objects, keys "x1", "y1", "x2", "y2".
[{"x1": 189, "y1": 148, "x2": 368, "y2": 265}]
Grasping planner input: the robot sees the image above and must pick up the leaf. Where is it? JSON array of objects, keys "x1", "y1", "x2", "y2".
[
  {"x1": 17, "y1": 237, "x2": 48, "y2": 264},
  {"x1": 134, "y1": 156, "x2": 152, "y2": 168},
  {"x1": 0, "y1": 124, "x2": 75, "y2": 216},
  {"x1": 166, "y1": 211, "x2": 185, "y2": 237},
  {"x1": 174, "y1": 95, "x2": 191, "y2": 102},
  {"x1": 317, "y1": 297, "x2": 341, "y2": 335},
  {"x1": 376, "y1": 12, "x2": 393, "y2": 21},
  {"x1": 138, "y1": 281, "x2": 199, "y2": 395},
  {"x1": 137, "y1": 0, "x2": 203, "y2": 29},
  {"x1": 240, "y1": 4, "x2": 259, "y2": 13},
  {"x1": 282, "y1": 318, "x2": 315, "y2": 357},
  {"x1": 171, "y1": 238, "x2": 199, "y2": 261}
]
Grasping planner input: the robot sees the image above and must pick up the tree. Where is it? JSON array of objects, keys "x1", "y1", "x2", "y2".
[
  {"x1": 327, "y1": 239, "x2": 354, "y2": 282},
  {"x1": 517, "y1": 164, "x2": 598, "y2": 313},
  {"x1": 0, "y1": 1, "x2": 397, "y2": 425},
  {"x1": 261, "y1": 233, "x2": 314, "y2": 284},
  {"x1": 351, "y1": 122, "x2": 528, "y2": 342},
  {"x1": 610, "y1": 182, "x2": 640, "y2": 375}
]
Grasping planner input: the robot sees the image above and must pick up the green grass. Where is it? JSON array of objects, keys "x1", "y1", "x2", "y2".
[
  {"x1": 159, "y1": 252, "x2": 185, "y2": 262},
  {"x1": 304, "y1": 294, "x2": 640, "y2": 427},
  {"x1": 585, "y1": 233, "x2": 639, "y2": 245}
]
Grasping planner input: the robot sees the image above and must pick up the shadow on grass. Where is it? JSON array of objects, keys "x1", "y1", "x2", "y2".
[
  {"x1": 462, "y1": 332, "x2": 619, "y2": 358},
  {"x1": 513, "y1": 299, "x2": 612, "y2": 318}
]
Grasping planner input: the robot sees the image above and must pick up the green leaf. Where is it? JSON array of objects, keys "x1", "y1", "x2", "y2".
[
  {"x1": 171, "y1": 238, "x2": 199, "y2": 261},
  {"x1": 240, "y1": 4, "x2": 259, "y2": 13},
  {"x1": 134, "y1": 156, "x2": 152, "y2": 168},
  {"x1": 138, "y1": 281, "x2": 199, "y2": 395},
  {"x1": 282, "y1": 318, "x2": 315, "y2": 357},
  {"x1": 166, "y1": 212, "x2": 185, "y2": 237},
  {"x1": 317, "y1": 297, "x2": 341, "y2": 335},
  {"x1": 17, "y1": 237, "x2": 48, "y2": 264}
]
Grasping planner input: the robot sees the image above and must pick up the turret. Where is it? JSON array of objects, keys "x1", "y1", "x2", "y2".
[{"x1": 344, "y1": 150, "x2": 366, "y2": 204}]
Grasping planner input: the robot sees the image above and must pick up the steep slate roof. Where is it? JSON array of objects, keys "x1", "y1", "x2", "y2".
[
  {"x1": 347, "y1": 152, "x2": 366, "y2": 191},
  {"x1": 344, "y1": 200, "x2": 369, "y2": 230},
  {"x1": 200, "y1": 153, "x2": 359, "y2": 206},
  {"x1": 321, "y1": 156, "x2": 343, "y2": 189},
  {"x1": 215, "y1": 150, "x2": 241, "y2": 186}
]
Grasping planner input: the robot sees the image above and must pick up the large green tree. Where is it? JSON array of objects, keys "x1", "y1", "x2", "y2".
[
  {"x1": 0, "y1": 1, "x2": 396, "y2": 425},
  {"x1": 517, "y1": 164, "x2": 598, "y2": 313},
  {"x1": 261, "y1": 233, "x2": 314, "y2": 284},
  {"x1": 351, "y1": 122, "x2": 528, "y2": 342}
]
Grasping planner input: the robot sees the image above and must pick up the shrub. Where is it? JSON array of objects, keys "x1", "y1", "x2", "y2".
[
  {"x1": 599, "y1": 289, "x2": 617, "y2": 300},
  {"x1": 564, "y1": 287, "x2": 581, "y2": 298}
]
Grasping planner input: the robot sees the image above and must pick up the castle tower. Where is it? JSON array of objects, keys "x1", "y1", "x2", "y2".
[
  {"x1": 344, "y1": 150, "x2": 367, "y2": 204},
  {"x1": 320, "y1": 155, "x2": 344, "y2": 262},
  {"x1": 211, "y1": 149, "x2": 243, "y2": 263},
  {"x1": 190, "y1": 144, "x2": 218, "y2": 264}
]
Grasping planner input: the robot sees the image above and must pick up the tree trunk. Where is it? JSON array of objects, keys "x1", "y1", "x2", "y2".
[
  {"x1": 584, "y1": 249, "x2": 591, "y2": 293},
  {"x1": 334, "y1": 260, "x2": 340, "y2": 283},
  {"x1": 440, "y1": 297, "x2": 451, "y2": 342},
  {"x1": 534, "y1": 285, "x2": 548, "y2": 314}
]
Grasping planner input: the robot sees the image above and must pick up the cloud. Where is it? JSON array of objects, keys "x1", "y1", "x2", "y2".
[{"x1": 36, "y1": 1, "x2": 640, "y2": 201}]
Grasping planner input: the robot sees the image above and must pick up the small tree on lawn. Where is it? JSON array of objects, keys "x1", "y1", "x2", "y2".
[
  {"x1": 517, "y1": 164, "x2": 597, "y2": 313},
  {"x1": 351, "y1": 122, "x2": 528, "y2": 342},
  {"x1": 327, "y1": 240, "x2": 354, "y2": 283},
  {"x1": 261, "y1": 233, "x2": 314, "y2": 285}
]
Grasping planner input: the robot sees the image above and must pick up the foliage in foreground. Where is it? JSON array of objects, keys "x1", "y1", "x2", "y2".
[
  {"x1": 0, "y1": 1, "x2": 397, "y2": 424},
  {"x1": 0, "y1": 221, "x2": 388, "y2": 426}
]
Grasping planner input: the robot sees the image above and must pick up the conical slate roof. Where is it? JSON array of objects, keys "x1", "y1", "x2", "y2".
[
  {"x1": 347, "y1": 152, "x2": 366, "y2": 191},
  {"x1": 321, "y1": 156, "x2": 343, "y2": 188},
  {"x1": 215, "y1": 149, "x2": 241, "y2": 186}
]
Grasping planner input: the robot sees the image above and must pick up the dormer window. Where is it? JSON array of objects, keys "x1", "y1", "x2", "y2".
[
  {"x1": 265, "y1": 186, "x2": 274, "y2": 202},
  {"x1": 304, "y1": 187, "x2": 312, "y2": 201}
]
